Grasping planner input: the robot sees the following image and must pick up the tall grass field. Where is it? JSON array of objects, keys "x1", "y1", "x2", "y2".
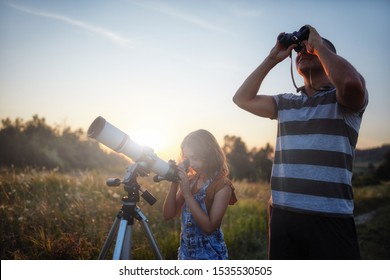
[{"x1": 1, "y1": 167, "x2": 389, "y2": 259}]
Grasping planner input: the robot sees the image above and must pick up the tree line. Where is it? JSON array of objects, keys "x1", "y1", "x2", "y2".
[
  {"x1": 1, "y1": 115, "x2": 388, "y2": 184},
  {"x1": 0, "y1": 115, "x2": 129, "y2": 172},
  {"x1": 0, "y1": 115, "x2": 273, "y2": 182}
]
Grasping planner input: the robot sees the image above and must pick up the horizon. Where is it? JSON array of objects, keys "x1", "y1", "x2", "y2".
[{"x1": 1, "y1": 113, "x2": 389, "y2": 163}]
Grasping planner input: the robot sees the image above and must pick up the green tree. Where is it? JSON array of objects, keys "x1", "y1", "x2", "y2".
[
  {"x1": 223, "y1": 135, "x2": 253, "y2": 180},
  {"x1": 376, "y1": 151, "x2": 390, "y2": 181},
  {"x1": 0, "y1": 117, "x2": 27, "y2": 166},
  {"x1": 250, "y1": 143, "x2": 273, "y2": 182},
  {"x1": 0, "y1": 115, "x2": 129, "y2": 171}
]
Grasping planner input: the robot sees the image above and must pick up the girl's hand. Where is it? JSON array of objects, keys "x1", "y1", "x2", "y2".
[{"x1": 177, "y1": 167, "x2": 191, "y2": 197}]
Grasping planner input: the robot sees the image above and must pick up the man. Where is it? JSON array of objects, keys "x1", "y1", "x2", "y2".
[{"x1": 233, "y1": 25, "x2": 368, "y2": 259}]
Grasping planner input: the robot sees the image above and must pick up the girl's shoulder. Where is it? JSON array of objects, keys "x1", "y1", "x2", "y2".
[{"x1": 205, "y1": 175, "x2": 237, "y2": 212}]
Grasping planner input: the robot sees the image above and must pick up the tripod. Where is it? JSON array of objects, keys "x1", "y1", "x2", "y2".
[{"x1": 98, "y1": 163, "x2": 164, "y2": 260}]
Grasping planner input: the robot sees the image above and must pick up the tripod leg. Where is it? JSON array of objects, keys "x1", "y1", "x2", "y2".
[
  {"x1": 121, "y1": 224, "x2": 133, "y2": 260},
  {"x1": 99, "y1": 215, "x2": 120, "y2": 260},
  {"x1": 113, "y1": 219, "x2": 129, "y2": 260},
  {"x1": 136, "y1": 207, "x2": 164, "y2": 260}
]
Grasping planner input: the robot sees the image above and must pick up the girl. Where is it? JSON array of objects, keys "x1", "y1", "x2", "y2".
[{"x1": 163, "y1": 129, "x2": 237, "y2": 260}]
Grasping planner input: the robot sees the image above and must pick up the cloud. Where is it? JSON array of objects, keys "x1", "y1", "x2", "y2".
[
  {"x1": 129, "y1": 0, "x2": 230, "y2": 34},
  {"x1": 6, "y1": 2, "x2": 131, "y2": 47},
  {"x1": 228, "y1": 4, "x2": 263, "y2": 17}
]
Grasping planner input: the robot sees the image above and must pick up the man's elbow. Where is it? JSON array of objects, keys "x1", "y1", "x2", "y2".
[
  {"x1": 232, "y1": 94, "x2": 247, "y2": 109},
  {"x1": 232, "y1": 95, "x2": 240, "y2": 106},
  {"x1": 339, "y1": 78, "x2": 366, "y2": 110}
]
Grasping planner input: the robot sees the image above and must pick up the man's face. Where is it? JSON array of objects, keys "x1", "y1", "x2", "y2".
[
  {"x1": 295, "y1": 40, "x2": 336, "y2": 75},
  {"x1": 295, "y1": 47, "x2": 321, "y2": 75}
]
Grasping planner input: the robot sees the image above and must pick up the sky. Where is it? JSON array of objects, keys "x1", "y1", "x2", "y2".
[{"x1": 1, "y1": 0, "x2": 389, "y2": 161}]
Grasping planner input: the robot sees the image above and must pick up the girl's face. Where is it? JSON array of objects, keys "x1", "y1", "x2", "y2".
[{"x1": 182, "y1": 146, "x2": 205, "y2": 174}]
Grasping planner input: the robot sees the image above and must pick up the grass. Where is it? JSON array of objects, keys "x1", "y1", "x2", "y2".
[
  {"x1": 353, "y1": 182, "x2": 390, "y2": 259},
  {"x1": 0, "y1": 167, "x2": 389, "y2": 260}
]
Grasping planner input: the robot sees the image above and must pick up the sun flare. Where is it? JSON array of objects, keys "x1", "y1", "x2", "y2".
[
  {"x1": 131, "y1": 130, "x2": 180, "y2": 161},
  {"x1": 131, "y1": 130, "x2": 167, "y2": 153}
]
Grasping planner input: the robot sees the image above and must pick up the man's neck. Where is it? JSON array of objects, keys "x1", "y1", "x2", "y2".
[{"x1": 303, "y1": 74, "x2": 333, "y2": 96}]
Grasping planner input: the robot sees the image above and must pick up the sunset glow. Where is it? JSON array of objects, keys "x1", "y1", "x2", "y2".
[{"x1": 0, "y1": 0, "x2": 388, "y2": 156}]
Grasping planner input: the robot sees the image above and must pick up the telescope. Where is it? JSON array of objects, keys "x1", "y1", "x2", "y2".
[{"x1": 87, "y1": 116, "x2": 179, "y2": 182}]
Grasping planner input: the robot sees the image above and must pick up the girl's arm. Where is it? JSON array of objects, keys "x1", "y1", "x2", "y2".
[
  {"x1": 180, "y1": 175, "x2": 232, "y2": 235},
  {"x1": 163, "y1": 182, "x2": 185, "y2": 220}
]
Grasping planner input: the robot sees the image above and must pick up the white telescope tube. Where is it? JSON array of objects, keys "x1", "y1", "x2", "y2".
[{"x1": 87, "y1": 116, "x2": 175, "y2": 180}]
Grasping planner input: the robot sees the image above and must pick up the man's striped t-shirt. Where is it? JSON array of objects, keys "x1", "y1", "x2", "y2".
[{"x1": 270, "y1": 87, "x2": 368, "y2": 217}]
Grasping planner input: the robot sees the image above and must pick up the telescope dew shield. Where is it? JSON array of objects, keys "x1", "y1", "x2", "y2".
[
  {"x1": 87, "y1": 116, "x2": 175, "y2": 180},
  {"x1": 88, "y1": 116, "x2": 144, "y2": 160}
]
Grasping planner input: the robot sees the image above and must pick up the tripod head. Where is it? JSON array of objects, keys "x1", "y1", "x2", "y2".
[
  {"x1": 99, "y1": 161, "x2": 164, "y2": 260},
  {"x1": 106, "y1": 162, "x2": 157, "y2": 205}
]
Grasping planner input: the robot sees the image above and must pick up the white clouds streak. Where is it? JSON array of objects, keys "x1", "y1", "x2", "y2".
[
  {"x1": 129, "y1": 0, "x2": 230, "y2": 34},
  {"x1": 6, "y1": 2, "x2": 131, "y2": 47}
]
